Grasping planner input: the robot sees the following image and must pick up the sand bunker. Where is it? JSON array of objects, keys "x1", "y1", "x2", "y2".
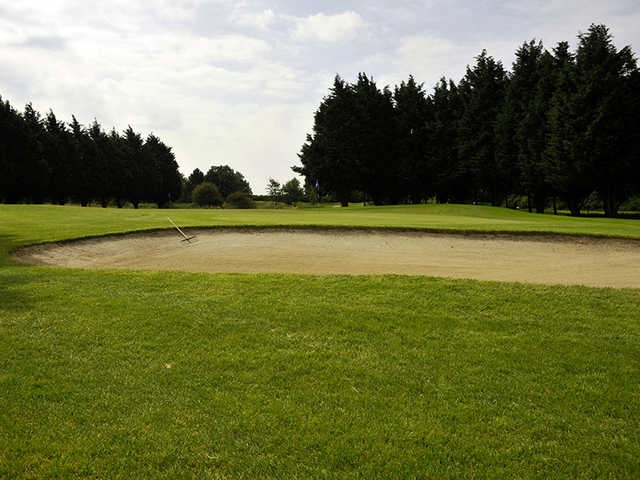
[{"x1": 14, "y1": 228, "x2": 640, "y2": 288}]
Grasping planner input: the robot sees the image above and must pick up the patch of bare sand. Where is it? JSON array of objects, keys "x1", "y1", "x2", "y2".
[{"x1": 14, "y1": 229, "x2": 640, "y2": 288}]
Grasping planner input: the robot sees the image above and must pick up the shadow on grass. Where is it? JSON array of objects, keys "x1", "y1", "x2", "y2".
[
  {"x1": 578, "y1": 212, "x2": 640, "y2": 219},
  {"x1": 0, "y1": 233, "x2": 41, "y2": 313},
  {"x1": 0, "y1": 267, "x2": 40, "y2": 315}
]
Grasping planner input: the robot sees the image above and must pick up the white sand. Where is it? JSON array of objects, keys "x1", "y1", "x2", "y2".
[{"x1": 14, "y1": 229, "x2": 640, "y2": 288}]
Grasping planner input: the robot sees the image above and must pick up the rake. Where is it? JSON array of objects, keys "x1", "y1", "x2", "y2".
[{"x1": 167, "y1": 217, "x2": 196, "y2": 243}]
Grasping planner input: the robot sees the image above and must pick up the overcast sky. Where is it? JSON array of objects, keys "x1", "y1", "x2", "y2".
[{"x1": 1, "y1": 1, "x2": 639, "y2": 193}]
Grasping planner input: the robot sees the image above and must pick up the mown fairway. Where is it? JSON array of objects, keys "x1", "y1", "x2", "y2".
[{"x1": 1, "y1": 204, "x2": 640, "y2": 478}]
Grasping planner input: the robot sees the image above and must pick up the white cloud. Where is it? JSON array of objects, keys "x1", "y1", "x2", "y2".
[
  {"x1": 365, "y1": 35, "x2": 517, "y2": 91},
  {"x1": 230, "y1": 8, "x2": 275, "y2": 30},
  {"x1": 292, "y1": 11, "x2": 365, "y2": 43}
]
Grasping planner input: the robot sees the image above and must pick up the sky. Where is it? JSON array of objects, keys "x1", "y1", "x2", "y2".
[{"x1": 1, "y1": 1, "x2": 639, "y2": 193}]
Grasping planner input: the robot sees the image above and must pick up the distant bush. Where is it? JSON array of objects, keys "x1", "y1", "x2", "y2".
[
  {"x1": 282, "y1": 178, "x2": 305, "y2": 205},
  {"x1": 620, "y1": 195, "x2": 640, "y2": 212},
  {"x1": 192, "y1": 182, "x2": 223, "y2": 207},
  {"x1": 225, "y1": 191, "x2": 255, "y2": 209}
]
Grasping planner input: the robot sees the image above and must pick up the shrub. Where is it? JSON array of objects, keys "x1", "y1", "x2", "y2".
[
  {"x1": 282, "y1": 178, "x2": 305, "y2": 205},
  {"x1": 192, "y1": 182, "x2": 223, "y2": 207},
  {"x1": 620, "y1": 194, "x2": 640, "y2": 212},
  {"x1": 225, "y1": 191, "x2": 255, "y2": 209}
]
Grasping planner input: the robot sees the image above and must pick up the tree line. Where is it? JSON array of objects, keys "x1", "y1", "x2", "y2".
[
  {"x1": 182, "y1": 165, "x2": 252, "y2": 201},
  {"x1": 0, "y1": 100, "x2": 182, "y2": 208},
  {"x1": 294, "y1": 24, "x2": 640, "y2": 216}
]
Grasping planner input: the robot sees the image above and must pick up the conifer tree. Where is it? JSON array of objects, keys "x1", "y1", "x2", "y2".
[
  {"x1": 88, "y1": 120, "x2": 112, "y2": 207},
  {"x1": 394, "y1": 76, "x2": 431, "y2": 203},
  {"x1": 574, "y1": 24, "x2": 639, "y2": 216},
  {"x1": 22, "y1": 104, "x2": 49, "y2": 203},
  {"x1": 108, "y1": 129, "x2": 130, "y2": 208},
  {"x1": 69, "y1": 116, "x2": 98, "y2": 206},
  {"x1": 496, "y1": 40, "x2": 554, "y2": 212},
  {"x1": 0, "y1": 97, "x2": 26, "y2": 203},
  {"x1": 352, "y1": 73, "x2": 396, "y2": 204},
  {"x1": 44, "y1": 110, "x2": 72, "y2": 205},
  {"x1": 544, "y1": 42, "x2": 592, "y2": 216},
  {"x1": 144, "y1": 134, "x2": 182, "y2": 207},
  {"x1": 458, "y1": 51, "x2": 508, "y2": 205},
  {"x1": 123, "y1": 126, "x2": 145, "y2": 208},
  {"x1": 295, "y1": 75, "x2": 358, "y2": 207},
  {"x1": 185, "y1": 168, "x2": 205, "y2": 202},
  {"x1": 429, "y1": 78, "x2": 465, "y2": 203}
]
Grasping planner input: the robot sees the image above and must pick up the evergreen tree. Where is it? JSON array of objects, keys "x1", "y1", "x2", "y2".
[
  {"x1": 393, "y1": 76, "x2": 431, "y2": 203},
  {"x1": 544, "y1": 42, "x2": 592, "y2": 216},
  {"x1": 88, "y1": 120, "x2": 112, "y2": 207},
  {"x1": 185, "y1": 168, "x2": 205, "y2": 202},
  {"x1": 294, "y1": 75, "x2": 358, "y2": 207},
  {"x1": 458, "y1": 51, "x2": 508, "y2": 205},
  {"x1": 496, "y1": 40, "x2": 553, "y2": 212},
  {"x1": 144, "y1": 134, "x2": 182, "y2": 207},
  {"x1": 429, "y1": 78, "x2": 465, "y2": 203},
  {"x1": 524, "y1": 49, "x2": 557, "y2": 212},
  {"x1": 22, "y1": 104, "x2": 49, "y2": 203},
  {"x1": 352, "y1": 73, "x2": 396, "y2": 204},
  {"x1": 494, "y1": 84, "x2": 520, "y2": 207},
  {"x1": 108, "y1": 129, "x2": 131, "y2": 208},
  {"x1": 575, "y1": 24, "x2": 639, "y2": 216},
  {"x1": 122, "y1": 126, "x2": 145, "y2": 208},
  {"x1": 44, "y1": 110, "x2": 72, "y2": 205},
  {"x1": 1, "y1": 95, "x2": 183, "y2": 207},
  {"x1": 0, "y1": 97, "x2": 26, "y2": 203},
  {"x1": 69, "y1": 116, "x2": 98, "y2": 206}
]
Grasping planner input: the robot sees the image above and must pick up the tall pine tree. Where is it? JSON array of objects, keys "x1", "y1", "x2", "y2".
[
  {"x1": 575, "y1": 24, "x2": 639, "y2": 216},
  {"x1": 544, "y1": 42, "x2": 592, "y2": 216},
  {"x1": 393, "y1": 76, "x2": 431, "y2": 203},
  {"x1": 458, "y1": 51, "x2": 508, "y2": 206}
]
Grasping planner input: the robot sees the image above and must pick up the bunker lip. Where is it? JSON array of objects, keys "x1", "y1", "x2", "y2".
[{"x1": 12, "y1": 227, "x2": 640, "y2": 289}]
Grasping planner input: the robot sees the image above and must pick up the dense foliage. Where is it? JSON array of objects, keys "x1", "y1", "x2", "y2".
[
  {"x1": 295, "y1": 25, "x2": 640, "y2": 216},
  {"x1": 225, "y1": 191, "x2": 255, "y2": 209},
  {"x1": 182, "y1": 165, "x2": 252, "y2": 203},
  {"x1": 192, "y1": 182, "x2": 223, "y2": 207},
  {"x1": 0, "y1": 103, "x2": 181, "y2": 208},
  {"x1": 282, "y1": 178, "x2": 305, "y2": 205}
]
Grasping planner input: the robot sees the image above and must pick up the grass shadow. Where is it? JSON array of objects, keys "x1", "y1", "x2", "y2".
[{"x1": 0, "y1": 266, "x2": 41, "y2": 315}]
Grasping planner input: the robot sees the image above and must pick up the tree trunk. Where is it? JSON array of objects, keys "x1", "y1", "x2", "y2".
[
  {"x1": 568, "y1": 198, "x2": 581, "y2": 216},
  {"x1": 553, "y1": 196, "x2": 557, "y2": 215},
  {"x1": 338, "y1": 191, "x2": 349, "y2": 207},
  {"x1": 491, "y1": 187, "x2": 499, "y2": 207},
  {"x1": 534, "y1": 194, "x2": 546, "y2": 214},
  {"x1": 602, "y1": 190, "x2": 619, "y2": 218}
]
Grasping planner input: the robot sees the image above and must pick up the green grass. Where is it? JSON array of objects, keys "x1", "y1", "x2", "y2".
[
  {"x1": 1, "y1": 204, "x2": 639, "y2": 478},
  {"x1": 2, "y1": 203, "x2": 640, "y2": 259}
]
